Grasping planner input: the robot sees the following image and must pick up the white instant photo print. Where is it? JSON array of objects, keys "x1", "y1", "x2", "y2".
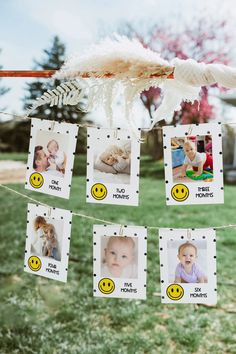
[
  {"x1": 86, "y1": 127, "x2": 141, "y2": 206},
  {"x1": 93, "y1": 225, "x2": 147, "y2": 299},
  {"x1": 25, "y1": 118, "x2": 78, "y2": 199},
  {"x1": 159, "y1": 228, "x2": 217, "y2": 304},
  {"x1": 24, "y1": 203, "x2": 72, "y2": 282},
  {"x1": 163, "y1": 123, "x2": 224, "y2": 205}
]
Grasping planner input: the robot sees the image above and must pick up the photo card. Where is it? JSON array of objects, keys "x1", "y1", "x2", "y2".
[
  {"x1": 24, "y1": 203, "x2": 72, "y2": 282},
  {"x1": 25, "y1": 118, "x2": 78, "y2": 199},
  {"x1": 93, "y1": 224, "x2": 147, "y2": 299},
  {"x1": 163, "y1": 123, "x2": 224, "y2": 205},
  {"x1": 86, "y1": 127, "x2": 141, "y2": 206},
  {"x1": 159, "y1": 228, "x2": 217, "y2": 304}
]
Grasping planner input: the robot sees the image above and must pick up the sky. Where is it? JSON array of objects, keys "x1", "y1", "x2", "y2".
[{"x1": 0, "y1": 0, "x2": 236, "y2": 121}]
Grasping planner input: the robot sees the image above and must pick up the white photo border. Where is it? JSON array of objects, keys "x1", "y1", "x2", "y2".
[
  {"x1": 24, "y1": 203, "x2": 72, "y2": 282},
  {"x1": 159, "y1": 228, "x2": 217, "y2": 304},
  {"x1": 86, "y1": 127, "x2": 141, "y2": 206},
  {"x1": 163, "y1": 123, "x2": 224, "y2": 205},
  {"x1": 25, "y1": 118, "x2": 79, "y2": 199},
  {"x1": 93, "y1": 224, "x2": 147, "y2": 299}
]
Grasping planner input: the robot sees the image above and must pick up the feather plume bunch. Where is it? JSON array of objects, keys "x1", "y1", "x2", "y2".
[
  {"x1": 53, "y1": 35, "x2": 173, "y2": 80},
  {"x1": 26, "y1": 35, "x2": 175, "y2": 130},
  {"x1": 27, "y1": 35, "x2": 236, "y2": 129},
  {"x1": 29, "y1": 35, "x2": 224, "y2": 130}
]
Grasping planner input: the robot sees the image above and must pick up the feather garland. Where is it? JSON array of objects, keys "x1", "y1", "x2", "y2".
[
  {"x1": 27, "y1": 35, "x2": 236, "y2": 130},
  {"x1": 26, "y1": 36, "x2": 173, "y2": 132},
  {"x1": 28, "y1": 32, "x2": 236, "y2": 132}
]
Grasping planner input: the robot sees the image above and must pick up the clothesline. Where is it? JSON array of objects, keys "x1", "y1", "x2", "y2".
[
  {"x1": 1, "y1": 111, "x2": 236, "y2": 131},
  {"x1": 1, "y1": 183, "x2": 236, "y2": 231}
]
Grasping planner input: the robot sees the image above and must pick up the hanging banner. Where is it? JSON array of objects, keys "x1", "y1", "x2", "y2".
[
  {"x1": 25, "y1": 118, "x2": 78, "y2": 199},
  {"x1": 159, "y1": 228, "x2": 217, "y2": 304},
  {"x1": 24, "y1": 203, "x2": 72, "y2": 282},
  {"x1": 86, "y1": 127, "x2": 141, "y2": 206},
  {"x1": 163, "y1": 123, "x2": 224, "y2": 205},
  {"x1": 93, "y1": 224, "x2": 147, "y2": 299}
]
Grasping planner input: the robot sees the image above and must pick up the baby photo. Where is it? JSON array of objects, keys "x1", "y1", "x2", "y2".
[
  {"x1": 93, "y1": 224, "x2": 147, "y2": 299},
  {"x1": 101, "y1": 236, "x2": 138, "y2": 279},
  {"x1": 159, "y1": 228, "x2": 217, "y2": 304},
  {"x1": 31, "y1": 215, "x2": 63, "y2": 261},
  {"x1": 167, "y1": 240, "x2": 207, "y2": 284},
  {"x1": 87, "y1": 127, "x2": 141, "y2": 206},
  {"x1": 25, "y1": 118, "x2": 78, "y2": 199},
  {"x1": 33, "y1": 130, "x2": 67, "y2": 178},
  {"x1": 93, "y1": 140, "x2": 131, "y2": 184},
  {"x1": 163, "y1": 123, "x2": 224, "y2": 205},
  {"x1": 171, "y1": 135, "x2": 213, "y2": 183},
  {"x1": 25, "y1": 203, "x2": 72, "y2": 282}
]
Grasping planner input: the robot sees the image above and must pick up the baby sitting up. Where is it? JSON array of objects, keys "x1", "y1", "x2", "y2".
[
  {"x1": 179, "y1": 140, "x2": 213, "y2": 178},
  {"x1": 47, "y1": 139, "x2": 66, "y2": 172},
  {"x1": 42, "y1": 223, "x2": 60, "y2": 261},
  {"x1": 175, "y1": 242, "x2": 206, "y2": 283},
  {"x1": 101, "y1": 236, "x2": 137, "y2": 279},
  {"x1": 100, "y1": 145, "x2": 130, "y2": 173}
]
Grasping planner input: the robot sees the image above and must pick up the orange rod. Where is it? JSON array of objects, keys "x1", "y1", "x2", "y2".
[
  {"x1": 0, "y1": 70, "x2": 56, "y2": 77},
  {"x1": 0, "y1": 69, "x2": 174, "y2": 79}
]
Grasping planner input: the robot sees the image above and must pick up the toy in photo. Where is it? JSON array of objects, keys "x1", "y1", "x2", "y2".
[
  {"x1": 159, "y1": 228, "x2": 217, "y2": 304},
  {"x1": 25, "y1": 118, "x2": 78, "y2": 199},
  {"x1": 93, "y1": 225, "x2": 147, "y2": 299},
  {"x1": 86, "y1": 127, "x2": 141, "y2": 206},
  {"x1": 163, "y1": 123, "x2": 224, "y2": 205},
  {"x1": 172, "y1": 135, "x2": 213, "y2": 182},
  {"x1": 24, "y1": 203, "x2": 72, "y2": 282}
]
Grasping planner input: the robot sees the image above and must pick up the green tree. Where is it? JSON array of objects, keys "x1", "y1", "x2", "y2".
[
  {"x1": 0, "y1": 37, "x2": 87, "y2": 153},
  {"x1": 21, "y1": 36, "x2": 86, "y2": 153},
  {"x1": 23, "y1": 35, "x2": 84, "y2": 121},
  {"x1": 0, "y1": 49, "x2": 10, "y2": 110}
]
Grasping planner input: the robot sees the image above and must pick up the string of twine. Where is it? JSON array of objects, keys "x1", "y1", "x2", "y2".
[
  {"x1": 1, "y1": 109, "x2": 236, "y2": 229},
  {"x1": 1, "y1": 183, "x2": 236, "y2": 231},
  {"x1": 1, "y1": 111, "x2": 236, "y2": 130}
]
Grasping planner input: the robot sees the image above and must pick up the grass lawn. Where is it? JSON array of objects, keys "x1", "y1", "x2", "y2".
[{"x1": 0, "y1": 177, "x2": 236, "y2": 354}]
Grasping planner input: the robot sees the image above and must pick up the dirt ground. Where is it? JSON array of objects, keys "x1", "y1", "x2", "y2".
[{"x1": 0, "y1": 161, "x2": 26, "y2": 184}]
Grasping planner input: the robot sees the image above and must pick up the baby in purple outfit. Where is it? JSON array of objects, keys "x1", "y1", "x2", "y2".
[{"x1": 175, "y1": 242, "x2": 206, "y2": 283}]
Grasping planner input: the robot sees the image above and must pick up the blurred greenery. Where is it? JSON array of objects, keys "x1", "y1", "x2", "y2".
[
  {"x1": 0, "y1": 177, "x2": 236, "y2": 353},
  {"x1": 0, "y1": 152, "x2": 28, "y2": 162}
]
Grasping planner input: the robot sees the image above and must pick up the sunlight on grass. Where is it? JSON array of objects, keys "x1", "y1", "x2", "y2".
[{"x1": 0, "y1": 177, "x2": 236, "y2": 353}]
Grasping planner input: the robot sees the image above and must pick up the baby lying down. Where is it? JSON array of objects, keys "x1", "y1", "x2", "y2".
[{"x1": 98, "y1": 145, "x2": 130, "y2": 174}]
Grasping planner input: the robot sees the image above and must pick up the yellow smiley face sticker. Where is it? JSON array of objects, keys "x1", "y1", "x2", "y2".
[
  {"x1": 171, "y1": 184, "x2": 189, "y2": 202},
  {"x1": 29, "y1": 172, "x2": 44, "y2": 188},
  {"x1": 28, "y1": 256, "x2": 42, "y2": 272},
  {"x1": 166, "y1": 284, "x2": 184, "y2": 300},
  {"x1": 98, "y1": 278, "x2": 115, "y2": 294},
  {"x1": 91, "y1": 183, "x2": 107, "y2": 200}
]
